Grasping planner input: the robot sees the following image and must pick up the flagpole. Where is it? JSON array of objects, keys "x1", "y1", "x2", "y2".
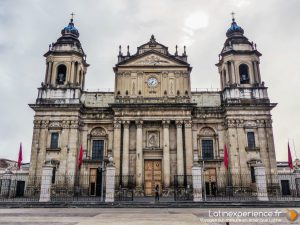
[
  {"x1": 288, "y1": 141, "x2": 294, "y2": 173},
  {"x1": 292, "y1": 139, "x2": 298, "y2": 159}
]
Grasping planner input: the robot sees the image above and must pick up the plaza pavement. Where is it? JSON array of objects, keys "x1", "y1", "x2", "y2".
[{"x1": 0, "y1": 208, "x2": 298, "y2": 225}]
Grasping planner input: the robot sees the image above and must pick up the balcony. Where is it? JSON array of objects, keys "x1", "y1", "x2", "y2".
[
  {"x1": 114, "y1": 96, "x2": 191, "y2": 104},
  {"x1": 198, "y1": 156, "x2": 224, "y2": 162},
  {"x1": 222, "y1": 86, "x2": 270, "y2": 105},
  {"x1": 245, "y1": 146, "x2": 260, "y2": 152}
]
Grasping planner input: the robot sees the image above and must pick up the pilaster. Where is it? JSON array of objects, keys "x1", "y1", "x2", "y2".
[{"x1": 162, "y1": 120, "x2": 170, "y2": 188}]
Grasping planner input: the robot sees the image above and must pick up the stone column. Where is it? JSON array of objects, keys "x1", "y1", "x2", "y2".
[
  {"x1": 162, "y1": 120, "x2": 170, "y2": 188},
  {"x1": 69, "y1": 61, "x2": 74, "y2": 84},
  {"x1": 257, "y1": 121, "x2": 270, "y2": 173},
  {"x1": 176, "y1": 121, "x2": 184, "y2": 176},
  {"x1": 192, "y1": 164, "x2": 203, "y2": 202},
  {"x1": 184, "y1": 120, "x2": 193, "y2": 175},
  {"x1": 0, "y1": 168, "x2": 13, "y2": 197},
  {"x1": 39, "y1": 163, "x2": 53, "y2": 202},
  {"x1": 257, "y1": 62, "x2": 262, "y2": 83},
  {"x1": 113, "y1": 120, "x2": 121, "y2": 175},
  {"x1": 122, "y1": 121, "x2": 130, "y2": 176},
  {"x1": 105, "y1": 162, "x2": 116, "y2": 202},
  {"x1": 69, "y1": 121, "x2": 79, "y2": 182},
  {"x1": 231, "y1": 61, "x2": 238, "y2": 84},
  {"x1": 254, "y1": 162, "x2": 269, "y2": 201},
  {"x1": 192, "y1": 129, "x2": 199, "y2": 162},
  {"x1": 135, "y1": 120, "x2": 143, "y2": 189},
  {"x1": 253, "y1": 61, "x2": 259, "y2": 83},
  {"x1": 47, "y1": 61, "x2": 53, "y2": 85}
]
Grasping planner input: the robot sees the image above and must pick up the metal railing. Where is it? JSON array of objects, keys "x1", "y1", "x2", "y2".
[{"x1": 1, "y1": 172, "x2": 300, "y2": 203}]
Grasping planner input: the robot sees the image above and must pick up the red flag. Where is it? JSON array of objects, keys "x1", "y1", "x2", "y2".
[
  {"x1": 18, "y1": 142, "x2": 22, "y2": 170},
  {"x1": 77, "y1": 145, "x2": 83, "y2": 169},
  {"x1": 224, "y1": 144, "x2": 229, "y2": 170},
  {"x1": 288, "y1": 142, "x2": 293, "y2": 170}
]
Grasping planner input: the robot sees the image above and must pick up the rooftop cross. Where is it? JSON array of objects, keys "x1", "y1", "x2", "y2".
[
  {"x1": 231, "y1": 12, "x2": 235, "y2": 21},
  {"x1": 70, "y1": 12, "x2": 75, "y2": 21}
]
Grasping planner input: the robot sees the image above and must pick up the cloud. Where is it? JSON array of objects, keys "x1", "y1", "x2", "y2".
[
  {"x1": 185, "y1": 11, "x2": 209, "y2": 31},
  {"x1": 0, "y1": 0, "x2": 300, "y2": 164}
]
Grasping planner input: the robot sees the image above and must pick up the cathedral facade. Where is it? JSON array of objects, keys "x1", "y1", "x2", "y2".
[{"x1": 28, "y1": 17, "x2": 278, "y2": 196}]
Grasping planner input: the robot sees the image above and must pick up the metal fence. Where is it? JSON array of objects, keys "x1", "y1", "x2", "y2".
[
  {"x1": 0, "y1": 174, "x2": 106, "y2": 202},
  {"x1": 202, "y1": 172, "x2": 300, "y2": 202},
  {"x1": 1, "y1": 172, "x2": 300, "y2": 203},
  {"x1": 114, "y1": 175, "x2": 135, "y2": 201},
  {"x1": 174, "y1": 175, "x2": 193, "y2": 201}
]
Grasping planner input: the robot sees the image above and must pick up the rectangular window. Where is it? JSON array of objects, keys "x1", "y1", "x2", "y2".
[
  {"x1": 92, "y1": 140, "x2": 104, "y2": 160},
  {"x1": 202, "y1": 140, "x2": 214, "y2": 160},
  {"x1": 50, "y1": 132, "x2": 59, "y2": 149},
  {"x1": 250, "y1": 166, "x2": 256, "y2": 183},
  {"x1": 247, "y1": 132, "x2": 256, "y2": 148}
]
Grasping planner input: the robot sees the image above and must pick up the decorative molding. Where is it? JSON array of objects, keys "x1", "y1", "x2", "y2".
[
  {"x1": 135, "y1": 120, "x2": 143, "y2": 128},
  {"x1": 256, "y1": 119, "x2": 265, "y2": 128},
  {"x1": 265, "y1": 119, "x2": 273, "y2": 128},
  {"x1": 40, "y1": 120, "x2": 49, "y2": 129},
  {"x1": 114, "y1": 120, "x2": 121, "y2": 129},
  {"x1": 184, "y1": 120, "x2": 192, "y2": 128},
  {"x1": 244, "y1": 120, "x2": 256, "y2": 128},
  {"x1": 162, "y1": 120, "x2": 170, "y2": 128},
  {"x1": 175, "y1": 120, "x2": 183, "y2": 128},
  {"x1": 90, "y1": 127, "x2": 107, "y2": 136},
  {"x1": 70, "y1": 120, "x2": 79, "y2": 129},
  {"x1": 199, "y1": 127, "x2": 216, "y2": 136},
  {"x1": 48, "y1": 121, "x2": 62, "y2": 129},
  {"x1": 123, "y1": 121, "x2": 130, "y2": 129},
  {"x1": 33, "y1": 120, "x2": 42, "y2": 129},
  {"x1": 62, "y1": 120, "x2": 70, "y2": 129},
  {"x1": 130, "y1": 55, "x2": 171, "y2": 66}
]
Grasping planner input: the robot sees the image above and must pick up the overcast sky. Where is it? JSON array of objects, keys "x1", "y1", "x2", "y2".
[{"x1": 0, "y1": 0, "x2": 299, "y2": 163}]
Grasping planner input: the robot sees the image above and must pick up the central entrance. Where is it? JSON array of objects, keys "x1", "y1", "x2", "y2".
[{"x1": 144, "y1": 160, "x2": 162, "y2": 196}]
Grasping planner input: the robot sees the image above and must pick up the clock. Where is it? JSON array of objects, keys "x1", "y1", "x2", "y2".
[{"x1": 147, "y1": 77, "x2": 158, "y2": 87}]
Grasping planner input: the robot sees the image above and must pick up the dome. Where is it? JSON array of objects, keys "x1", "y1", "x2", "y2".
[
  {"x1": 61, "y1": 19, "x2": 79, "y2": 38},
  {"x1": 226, "y1": 18, "x2": 244, "y2": 37}
]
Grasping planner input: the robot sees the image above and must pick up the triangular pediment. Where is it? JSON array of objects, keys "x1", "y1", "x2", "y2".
[{"x1": 120, "y1": 51, "x2": 188, "y2": 67}]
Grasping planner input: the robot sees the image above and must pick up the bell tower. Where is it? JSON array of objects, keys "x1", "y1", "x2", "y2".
[
  {"x1": 216, "y1": 14, "x2": 265, "y2": 102},
  {"x1": 43, "y1": 15, "x2": 89, "y2": 90}
]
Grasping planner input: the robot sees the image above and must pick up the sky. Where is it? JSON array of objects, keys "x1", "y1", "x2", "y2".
[{"x1": 0, "y1": 0, "x2": 299, "y2": 163}]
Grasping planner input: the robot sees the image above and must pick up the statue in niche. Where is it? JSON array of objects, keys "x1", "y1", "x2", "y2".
[
  {"x1": 170, "y1": 81, "x2": 174, "y2": 95},
  {"x1": 132, "y1": 81, "x2": 136, "y2": 95}
]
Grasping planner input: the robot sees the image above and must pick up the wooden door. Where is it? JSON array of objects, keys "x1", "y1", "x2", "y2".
[
  {"x1": 144, "y1": 160, "x2": 162, "y2": 196},
  {"x1": 204, "y1": 168, "x2": 217, "y2": 196},
  {"x1": 90, "y1": 168, "x2": 97, "y2": 196}
]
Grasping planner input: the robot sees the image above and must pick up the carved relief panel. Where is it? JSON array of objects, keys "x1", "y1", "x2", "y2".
[{"x1": 147, "y1": 131, "x2": 160, "y2": 148}]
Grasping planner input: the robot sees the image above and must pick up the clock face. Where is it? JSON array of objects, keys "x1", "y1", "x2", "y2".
[{"x1": 148, "y1": 77, "x2": 158, "y2": 87}]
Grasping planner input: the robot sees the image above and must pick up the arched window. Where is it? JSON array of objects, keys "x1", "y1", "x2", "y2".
[
  {"x1": 90, "y1": 127, "x2": 107, "y2": 161},
  {"x1": 223, "y1": 69, "x2": 227, "y2": 86},
  {"x1": 199, "y1": 127, "x2": 217, "y2": 160},
  {"x1": 78, "y1": 69, "x2": 82, "y2": 85},
  {"x1": 74, "y1": 62, "x2": 78, "y2": 84},
  {"x1": 239, "y1": 64, "x2": 250, "y2": 84},
  {"x1": 56, "y1": 65, "x2": 67, "y2": 85}
]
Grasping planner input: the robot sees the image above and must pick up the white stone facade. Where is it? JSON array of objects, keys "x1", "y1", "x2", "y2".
[{"x1": 28, "y1": 18, "x2": 278, "y2": 196}]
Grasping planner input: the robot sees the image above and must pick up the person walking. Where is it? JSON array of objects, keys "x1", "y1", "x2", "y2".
[{"x1": 155, "y1": 184, "x2": 160, "y2": 202}]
